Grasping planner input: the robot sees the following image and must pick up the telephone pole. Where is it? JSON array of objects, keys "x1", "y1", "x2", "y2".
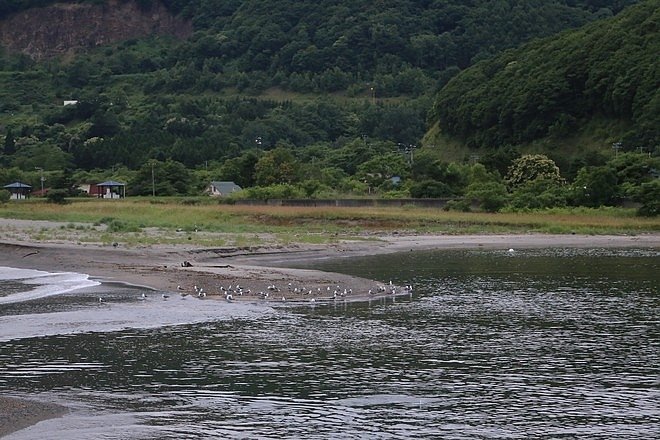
[{"x1": 151, "y1": 162, "x2": 155, "y2": 197}]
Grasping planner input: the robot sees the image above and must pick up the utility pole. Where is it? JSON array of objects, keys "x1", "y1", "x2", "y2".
[
  {"x1": 151, "y1": 162, "x2": 155, "y2": 197},
  {"x1": 34, "y1": 167, "x2": 44, "y2": 194},
  {"x1": 409, "y1": 144, "x2": 416, "y2": 166}
]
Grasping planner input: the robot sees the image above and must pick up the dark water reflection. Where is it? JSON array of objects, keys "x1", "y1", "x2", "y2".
[{"x1": 0, "y1": 248, "x2": 658, "y2": 439}]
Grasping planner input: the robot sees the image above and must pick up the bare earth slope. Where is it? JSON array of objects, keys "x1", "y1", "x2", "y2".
[{"x1": 0, "y1": 0, "x2": 191, "y2": 60}]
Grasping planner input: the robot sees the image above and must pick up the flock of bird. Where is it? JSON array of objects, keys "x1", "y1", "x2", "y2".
[
  {"x1": 98, "y1": 280, "x2": 413, "y2": 304},
  {"x1": 96, "y1": 248, "x2": 516, "y2": 304}
]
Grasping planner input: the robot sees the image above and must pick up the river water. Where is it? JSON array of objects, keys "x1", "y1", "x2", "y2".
[{"x1": 0, "y1": 247, "x2": 658, "y2": 439}]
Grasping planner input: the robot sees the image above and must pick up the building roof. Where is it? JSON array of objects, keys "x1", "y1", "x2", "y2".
[
  {"x1": 97, "y1": 180, "x2": 126, "y2": 186},
  {"x1": 4, "y1": 182, "x2": 32, "y2": 189},
  {"x1": 210, "y1": 181, "x2": 242, "y2": 194}
]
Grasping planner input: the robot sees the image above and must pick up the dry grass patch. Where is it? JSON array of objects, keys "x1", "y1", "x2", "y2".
[{"x1": 1, "y1": 200, "x2": 658, "y2": 240}]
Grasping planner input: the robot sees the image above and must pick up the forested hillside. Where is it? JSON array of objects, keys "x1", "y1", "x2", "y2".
[
  {"x1": 0, "y1": 0, "x2": 656, "y2": 215},
  {"x1": 0, "y1": 0, "x2": 638, "y2": 172},
  {"x1": 2, "y1": 0, "x2": 634, "y2": 95},
  {"x1": 432, "y1": 0, "x2": 658, "y2": 151}
]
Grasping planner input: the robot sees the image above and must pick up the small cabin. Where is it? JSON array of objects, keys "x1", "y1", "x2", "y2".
[
  {"x1": 77, "y1": 182, "x2": 100, "y2": 196},
  {"x1": 207, "y1": 181, "x2": 242, "y2": 197},
  {"x1": 3, "y1": 182, "x2": 32, "y2": 199}
]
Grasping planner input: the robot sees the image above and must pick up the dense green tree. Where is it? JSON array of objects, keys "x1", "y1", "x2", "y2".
[
  {"x1": 0, "y1": 189, "x2": 10, "y2": 203},
  {"x1": 355, "y1": 152, "x2": 409, "y2": 189},
  {"x1": 571, "y1": 166, "x2": 619, "y2": 207},
  {"x1": 3, "y1": 128, "x2": 15, "y2": 156},
  {"x1": 411, "y1": 158, "x2": 470, "y2": 196},
  {"x1": 480, "y1": 147, "x2": 521, "y2": 177},
  {"x1": 218, "y1": 150, "x2": 261, "y2": 188},
  {"x1": 607, "y1": 152, "x2": 660, "y2": 192},
  {"x1": 10, "y1": 140, "x2": 72, "y2": 171},
  {"x1": 465, "y1": 164, "x2": 508, "y2": 212},
  {"x1": 409, "y1": 180, "x2": 455, "y2": 198},
  {"x1": 636, "y1": 180, "x2": 659, "y2": 216},
  {"x1": 88, "y1": 110, "x2": 121, "y2": 138},
  {"x1": 505, "y1": 154, "x2": 564, "y2": 189},
  {"x1": 253, "y1": 147, "x2": 299, "y2": 186},
  {"x1": 565, "y1": 150, "x2": 609, "y2": 181},
  {"x1": 509, "y1": 178, "x2": 569, "y2": 209},
  {"x1": 0, "y1": 166, "x2": 24, "y2": 186},
  {"x1": 129, "y1": 159, "x2": 194, "y2": 196},
  {"x1": 315, "y1": 166, "x2": 349, "y2": 189},
  {"x1": 243, "y1": 183, "x2": 305, "y2": 201},
  {"x1": 327, "y1": 138, "x2": 390, "y2": 175}
]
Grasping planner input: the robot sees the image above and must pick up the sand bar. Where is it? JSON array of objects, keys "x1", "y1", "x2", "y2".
[{"x1": 0, "y1": 224, "x2": 658, "y2": 301}]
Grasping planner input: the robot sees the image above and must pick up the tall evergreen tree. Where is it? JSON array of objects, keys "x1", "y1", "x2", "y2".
[{"x1": 4, "y1": 128, "x2": 15, "y2": 156}]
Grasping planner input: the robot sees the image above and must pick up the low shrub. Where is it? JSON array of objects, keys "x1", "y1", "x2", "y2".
[
  {"x1": 0, "y1": 189, "x2": 10, "y2": 204},
  {"x1": 46, "y1": 189, "x2": 69, "y2": 204}
]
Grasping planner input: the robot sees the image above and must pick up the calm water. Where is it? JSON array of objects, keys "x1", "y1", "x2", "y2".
[{"x1": 0, "y1": 248, "x2": 658, "y2": 439}]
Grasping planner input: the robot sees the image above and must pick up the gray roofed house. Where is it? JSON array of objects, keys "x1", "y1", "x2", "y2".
[{"x1": 208, "y1": 181, "x2": 242, "y2": 197}]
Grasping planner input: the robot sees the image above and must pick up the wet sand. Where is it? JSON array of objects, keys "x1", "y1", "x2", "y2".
[
  {"x1": 1, "y1": 231, "x2": 659, "y2": 303},
  {"x1": 0, "y1": 396, "x2": 67, "y2": 437},
  {"x1": 1, "y1": 225, "x2": 659, "y2": 436}
]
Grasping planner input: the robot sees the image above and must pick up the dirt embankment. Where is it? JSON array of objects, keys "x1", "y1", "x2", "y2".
[{"x1": 0, "y1": 0, "x2": 192, "y2": 60}]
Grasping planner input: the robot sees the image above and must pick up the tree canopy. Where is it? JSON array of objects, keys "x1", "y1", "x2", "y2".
[{"x1": 432, "y1": 0, "x2": 658, "y2": 150}]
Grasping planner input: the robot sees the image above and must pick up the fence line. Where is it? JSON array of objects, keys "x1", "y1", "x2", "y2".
[{"x1": 233, "y1": 198, "x2": 453, "y2": 208}]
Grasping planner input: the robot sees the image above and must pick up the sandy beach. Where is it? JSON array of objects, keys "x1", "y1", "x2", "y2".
[{"x1": 1, "y1": 218, "x2": 659, "y2": 436}]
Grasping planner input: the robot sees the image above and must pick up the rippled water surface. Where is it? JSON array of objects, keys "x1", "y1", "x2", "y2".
[{"x1": 0, "y1": 248, "x2": 658, "y2": 439}]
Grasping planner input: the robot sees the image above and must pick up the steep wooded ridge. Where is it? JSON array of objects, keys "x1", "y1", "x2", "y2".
[
  {"x1": 0, "y1": 0, "x2": 637, "y2": 90},
  {"x1": 0, "y1": 0, "x2": 649, "y2": 177},
  {"x1": 432, "y1": 0, "x2": 659, "y2": 149},
  {"x1": 0, "y1": 0, "x2": 191, "y2": 60}
]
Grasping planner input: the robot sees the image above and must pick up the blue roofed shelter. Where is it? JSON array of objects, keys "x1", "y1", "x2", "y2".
[
  {"x1": 3, "y1": 182, "x2": 32, "y2": 199},
  {"x1": 97, "y1": 180, "x2": 126, "y2": 199}
]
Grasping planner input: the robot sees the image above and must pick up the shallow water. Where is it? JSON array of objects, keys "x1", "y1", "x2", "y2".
[{"x1": 0, "y1": 248, "x2": 658, "y2": 439}]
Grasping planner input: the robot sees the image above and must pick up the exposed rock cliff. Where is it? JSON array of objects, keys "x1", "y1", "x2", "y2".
[{"x1": 0, "y1": 0, "x2": 192, "y2": 60}]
